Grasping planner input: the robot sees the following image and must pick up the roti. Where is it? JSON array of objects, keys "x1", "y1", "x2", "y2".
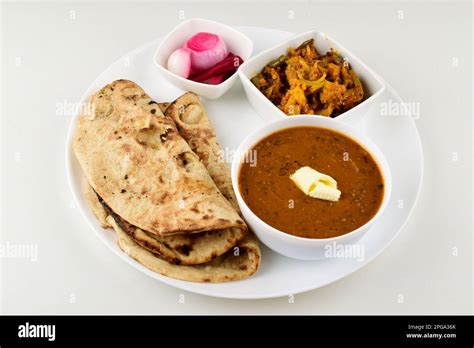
[
  {"x1": 111, "y1": 216, "x2": 260, "y2": 283},
  {"x1": 76, "y1": 81, "x2": 261, "y2": 282},
  {"x1": 85, "y1": 184, "x2": 247, "y2": 266},
  {"x1": 164, "y1": 92, "x2": 240, "y2": 210},
  {"x1": 163, "y1": 92, "x2": 260, "y2": 267},
  {"x1": 73, "y1": 80, "x2": 245, "y2": 236}
]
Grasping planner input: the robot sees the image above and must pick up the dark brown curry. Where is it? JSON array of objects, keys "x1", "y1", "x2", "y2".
[{"x1": 238, "y1": 126, "x2": 384, "y2": 239}]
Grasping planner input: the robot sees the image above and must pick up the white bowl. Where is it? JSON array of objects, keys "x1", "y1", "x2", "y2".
[
  {"x1": 154, "y1": 18, "x2": 253, "y2": 100},
  {"x1": 231, "y1": 115, "x2": 392, "y2": 260},
  {"x1": 238, "y1": 30, "x2": 386, "y2": 124}
]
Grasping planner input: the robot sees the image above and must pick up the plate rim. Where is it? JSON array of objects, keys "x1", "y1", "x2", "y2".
[{"x1": 65, "y1": 26, "x2": 424, "y2": 300}]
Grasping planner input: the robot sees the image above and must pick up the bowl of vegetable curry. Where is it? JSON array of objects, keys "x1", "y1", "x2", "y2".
[{"x1": 238, "y1": 30, "x2": 385, "y2": 123}]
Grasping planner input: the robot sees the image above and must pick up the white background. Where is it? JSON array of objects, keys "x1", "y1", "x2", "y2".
[{"x1": 1, "y1": 0, "x2": 472, "y2": 314}]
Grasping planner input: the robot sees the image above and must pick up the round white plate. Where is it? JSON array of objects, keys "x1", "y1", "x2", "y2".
[{"x1": 66, "y1": 26, "x2": 423, "y2": 299}]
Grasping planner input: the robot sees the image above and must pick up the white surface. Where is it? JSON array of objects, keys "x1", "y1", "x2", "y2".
[
  {"x1": 231, "y1": 114, "x2": 394, "y2": 261},
  {"x1": 1, "y1": 1, "x2": 472, "y2": 313},
  {"x1": 66, "y1": 28, "x2": 413, "y2": 298}
]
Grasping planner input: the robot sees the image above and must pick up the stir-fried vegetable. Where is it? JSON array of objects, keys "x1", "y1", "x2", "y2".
[
  {"x1": 250, "y1": 39, "x2": 365, "y2": 117},
  {"x1": 268, "y1": 55, "x2": 288, "y2": 68},
  {"x1": 301, "y1": 73, "x2": 326, "y2": 92}
]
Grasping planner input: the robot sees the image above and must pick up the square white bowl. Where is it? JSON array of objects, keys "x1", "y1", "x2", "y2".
[
  {"x1": 154, "y1": 18, "x2": 253, "y2": 100},
  {"x1": 238, "y1": 30, "x2": 386, "y2": 124}
]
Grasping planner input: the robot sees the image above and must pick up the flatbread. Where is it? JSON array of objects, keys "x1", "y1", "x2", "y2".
[
  {"x1": 76, "y1": 82, "x2": 260, "y2": 282},
  {"x1": 110, "y1": 216, "x2": 260, "y2": 282},
  {"x1": 164, "y1": 92, "x2": 239, "y2": 210},
  {"x1": 84, "y1": 183, "x2": 111, "y2": 228},
  {"x1": 164, "y1": 92, "x2": 260, "y2": 266},
  {"x1": 158, "y1": 102, "x2": 170, "y2": 113},
  {"x1": 91, "y1": 188, "x2": 246, "y2": 265},
  {"x1": 73, "y1": 80, "x2": 245, "y2": 236}
]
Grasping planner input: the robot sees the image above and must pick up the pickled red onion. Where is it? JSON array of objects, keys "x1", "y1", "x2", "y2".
[
  {"x1": 184, "y1": 32, "x2": 228, "y2": 70},
  {"x1": 189, "y1": 53, "x2": 243, "y2": 84}
]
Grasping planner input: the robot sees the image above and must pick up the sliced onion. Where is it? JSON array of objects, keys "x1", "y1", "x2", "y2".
[
  {"x1": 167, "y1": 48, "x2": 191, "y2": 78},
  {"x1": 189, "y1": 53, "x2": 243, "y2": 84},
  {"x1": 184, "y1": 32, "x2": 228, "y2": 70}
]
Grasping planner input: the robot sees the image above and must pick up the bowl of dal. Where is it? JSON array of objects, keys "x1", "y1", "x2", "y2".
[{"x1": 231, "y1": 115, "x2": 392, "y2": 260}]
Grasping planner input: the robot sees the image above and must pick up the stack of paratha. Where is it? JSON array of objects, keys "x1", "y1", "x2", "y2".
[{"x1": 73, "y1": 79, "x2": 260, "y2": 282}]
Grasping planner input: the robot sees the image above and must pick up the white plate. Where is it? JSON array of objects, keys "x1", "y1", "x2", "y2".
[{"x1": 66, "y1": 26, "x2": 423, "y2": 299}]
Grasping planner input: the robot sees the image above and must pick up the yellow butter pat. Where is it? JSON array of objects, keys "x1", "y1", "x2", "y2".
[{"x1": 289, "y1": 166, "x2": 341, "y2": 202}]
